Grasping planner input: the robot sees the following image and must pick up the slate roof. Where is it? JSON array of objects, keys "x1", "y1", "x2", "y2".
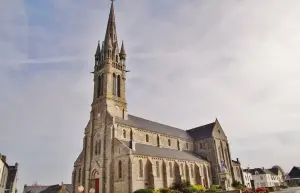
[
  {"x1": 186, "y1": 123, "x2": 215, "y2": 140},
  {"x1": 249, "y1": 168, "x2": 275, "y2": 175},
  {"x1": 116, "y1": 114, "x2": 216, "y2": 141},
  {"x1": 23, "y1": 184, "x2": 72, "y2": 193},
  {"x1": 121, "y1": 140, "x2": 207, "y2": 162},
  {"x1": 116, "y1": 115, "x2": 194, "y2": 140},
  {"x1": 23, "y1": 185, "x2": 49, "y2": 193},
  {"x1": 268, "y1": 167, "x2": 279, "y2": 175},
  {"x1": 288, "y1": 166, "x2": 300, "y2": 178}
]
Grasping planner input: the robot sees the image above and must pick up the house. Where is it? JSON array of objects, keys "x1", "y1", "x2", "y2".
[
  {"x1": 231, "y1": 158, "x2": 244, "y2": 185},
  {"x1": 267, "y1": 165, "x2": 285, "y2": 185},
  {"x1": 0, "y1": 155, "x2": 9, "y2": 193},
  {"x1": 23, "y1": 183, "x2": 72, "y2": 193},
  {"x1": 5, "y1": 163, "x2": 18, "y2": 193},
  {"x1": 286, "y1": 166, "x2": 300, "y2": 186},
  {"x1": 249, "y1": 168, "x2": 280, "y2": 188},
  {"x1": 0, "y1": 154, "x2": 18, "y2": 193},
  {"x1": 242, "y1": 169, "x2": 252, "y2": 189}
]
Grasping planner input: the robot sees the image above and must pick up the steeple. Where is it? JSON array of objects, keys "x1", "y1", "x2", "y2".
[
  {"x1": 104, "y1": 0, "x2": 117, "y2": 45},
  {"x1": 92, "y1": 0, "x2": 128, "y2": 120}
]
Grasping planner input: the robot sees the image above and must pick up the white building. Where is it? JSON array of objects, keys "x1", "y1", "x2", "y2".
[
  {"x1": 250, "y1": 168, "x2": 280, "y2": 188},
  {"x1": 242, "y1": 169, "x2": 252, "y2": 188},
  {"x1": 0, "y1": 155, "x2": 9, "y2": 193}
]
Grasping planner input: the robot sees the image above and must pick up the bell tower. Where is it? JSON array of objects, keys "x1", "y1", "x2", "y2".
[{"x1": 92, "y1": 0, "x2": 128, "y2": 119}]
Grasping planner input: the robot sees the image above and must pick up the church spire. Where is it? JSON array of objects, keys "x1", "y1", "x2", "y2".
[{"x1": 104, "y1": 0, "x2": 117, "y2": 45}]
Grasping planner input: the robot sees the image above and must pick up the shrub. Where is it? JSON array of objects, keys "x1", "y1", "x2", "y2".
[
  {"x1": 172, "y1": 190, "x2": 183, "y2": 193},
  {"x1": 159, "y1": 188, "x2": 172, "y2": 193},
  {"x1": 134, "y1": 189, "x2": 154, "y2": 193},
  {"x1": 171, "y1": 181, "x2": 191, "y2": 192},
  {"x1": 192, "y1": 185, "x2": 206, "y2": 192}
]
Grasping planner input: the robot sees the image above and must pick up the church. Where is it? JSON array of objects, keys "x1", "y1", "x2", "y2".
[{"x1": 72, "y1": 1, "x2": 241, "y2": 193}]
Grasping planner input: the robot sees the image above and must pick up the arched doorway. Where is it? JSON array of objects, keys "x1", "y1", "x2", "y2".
[{"x1": 91, "y1": 170, "x2": 100, "y2": 193}]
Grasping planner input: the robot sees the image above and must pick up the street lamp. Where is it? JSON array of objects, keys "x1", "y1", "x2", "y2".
[
  {"x1": 78, "y1": 186, "x2": 84, "y2": 193},
  {"x1": 89, "y1": 188, "x2": 95, "y2": 193}
]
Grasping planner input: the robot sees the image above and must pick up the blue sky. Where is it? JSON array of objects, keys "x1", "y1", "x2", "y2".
[{"x1": 1, "y1": 0, "x2": 300, "y2": 191}]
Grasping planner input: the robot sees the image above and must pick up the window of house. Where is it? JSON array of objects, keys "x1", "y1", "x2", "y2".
[
  {"x1": 146, "y1": 134, "x2": 149, "y2": 142},
  {"x1": 118, "y1": 160, "x2": 122, "y2": 179},
  {"x1": 168, "y1": 139, "x2": 171, "y2": 146},
  {"x1": 157, "y1": 135, "x2": 160, "y2": 147},
  {"x1": 199, "y1": 143, "x2": 202, "y2": 149},
  {"x1": 191, "y1": 164, "x2": 194, "y2": 178},
  {"x1": 169, "y1": 162, "x2": 173, "y2": 177},
  {"x1": 156, "y1": 161, "x2": 160, "y2": 177},
  {"x1": 260, "y1": 176, "x2": 263, "y2": 180},
  {"x1": 186, "y1": 143, "x2": 188, "y2": 150},
  {"x1": 123, "y1": 130, "x2": 126, "y2": 138},
  {"x1": 177, "y1": 140, "x2": 180, "y2": 150},
  {"x1": 139, "y1": 160, "x2": 143, "y2": 177}
]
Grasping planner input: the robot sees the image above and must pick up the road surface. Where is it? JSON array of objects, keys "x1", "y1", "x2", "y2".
[{"x1": 276, "y1": 187, "x2": 300, "y2": 193}]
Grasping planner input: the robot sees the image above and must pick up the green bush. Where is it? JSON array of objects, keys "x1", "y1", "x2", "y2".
[
  {"x1": 171, "y1": 181, "x2": 191, "y2": 192},
  {"x1": 206, "y1": 184, "x2": 221, "y2": 192},
  {"x1": 134, "y1": 189, "x2": 154, "y2": 193},
  {"x1": 159, "y1": 188, "x2": 173, "y2": 193},
  {"x1": 172, "y1": 190, "x2": 183, "y2": 193}
]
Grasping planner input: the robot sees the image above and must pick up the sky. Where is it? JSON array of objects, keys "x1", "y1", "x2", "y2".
[{"x1": 1, "y1": 0, "x2": 300, "y2": 191}]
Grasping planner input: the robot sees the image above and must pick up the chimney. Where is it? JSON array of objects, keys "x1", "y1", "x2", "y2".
[
  {"x1": 237, "y1": 158, "x2": 240, "y2": 163},
  {"x1": 262, "y1": 167, "x2": 264, "y2": 170},
  {"x1": 15, "y1": 162, "x2": 19, "y2": 169},
  {"x1": 130, "y1": 141, "x2": 136, "y2": 151}
]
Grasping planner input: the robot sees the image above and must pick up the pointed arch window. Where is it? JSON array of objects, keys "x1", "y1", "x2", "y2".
[
  {"x1": 146, "y1": 134, "x2": 149, "y2": 142},
  {"x1": 97, "y1": 75, "x2": 102, "y2": 97},
  {"x1": 95, "y1": 141, "x2": 98, "y2": 155},
  {"x1": 123, "y1": 130, "x2": 126, "y2": 138},
  {"x1": 78, "y1": 168, "x2": 81, "y2": 183},
  {"x1": 139, "y1": 159, "x2": 143, "y2": 177},
  {"x1": 191, "y1": 164, "x2": 194, "y2": 178},
  {"x1": 168, "y1": 139, "x2": 171, "y2": 146},
  {"x1": 169, "y1": 162, "x2": 173, "y2": 177},
  {"x1": 100, "y1": 73, "x2": 104, "y2": 95},
  {"x1": 117, "y1": 75, "x2": 121, "y2": 97},
  {"x1": 156, "y1": 161, "x2": 160, "y2": 177},
  {"x1": 118, "y1": 160, "x2": 122, "y2": 179},
  {"x1": 181, "y1": 163, "x2": 184, "y2": 175},
  {"x1": 112, "y1": 73, "x2": 116, "y2": 95},
  {"x1": 157, "y1": 135, "x2": 160, "y2": 147},
  {"x1": 177, "y1": 140, "x2": 180, "y2": 150},
  {"x1": 95, "y1": 140, "x2": 101, "y2": 155},
  {"x1": 98, "y1": 140, "x2": 101, "y2": 155},
  {"x1": 186, "y1": 143, "x2": 189, "y2": 150}
]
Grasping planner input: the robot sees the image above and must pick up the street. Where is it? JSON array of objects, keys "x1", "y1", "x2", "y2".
[{"x1": 276, "y1": 187, "x2": 300, "y2": 193}]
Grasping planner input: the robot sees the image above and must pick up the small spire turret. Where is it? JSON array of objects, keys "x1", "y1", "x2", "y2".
[
  {"x1": 119, "y1": 41, "x2": 126, "y2": 60},
  {"x1": 95, "y1": 41, "x2": 101, "y2": 57}
]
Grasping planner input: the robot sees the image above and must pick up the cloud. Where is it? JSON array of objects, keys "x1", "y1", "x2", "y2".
[{"x1": 0, "y1": 0, "x2": 300, "y2": 191}]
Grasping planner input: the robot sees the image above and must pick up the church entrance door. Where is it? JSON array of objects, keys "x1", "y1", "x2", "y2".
[{"x1": 95, "y1": 178, "x2": 99, "y2": 193}]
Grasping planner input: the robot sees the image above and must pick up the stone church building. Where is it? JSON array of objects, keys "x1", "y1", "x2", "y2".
[{"x1": 72, "y1": 1, "x2": 239, "y2": 193}]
